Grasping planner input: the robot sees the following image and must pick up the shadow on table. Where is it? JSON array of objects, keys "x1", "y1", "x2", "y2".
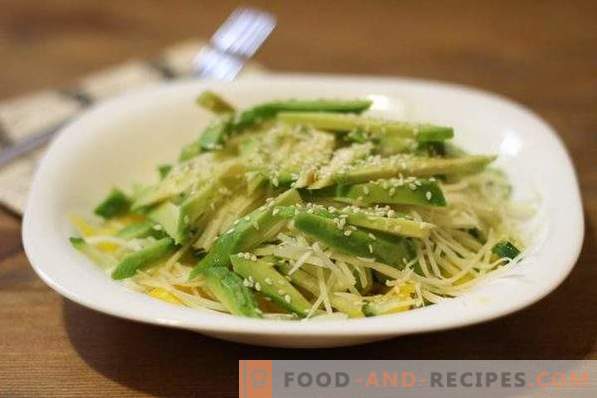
[{"x1": 62, "y1": 213, "x2": 596, "y2": 397}]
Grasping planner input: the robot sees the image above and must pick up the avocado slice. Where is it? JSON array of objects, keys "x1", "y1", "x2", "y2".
[
  {"x1": 293, "y1": 213, "x2": 416, "y2": 268},
  {"x1": 202, "y1": 266, "x2": 262, "y2": 318},
  {"x1": 344, "y1": 211, "x2": 434, "y2": 239},
  {"x1": 277, "y1": 112, "x2": 454, "y2": 142},
  {"x1": 334, "y1": 178, "x2": 446, "y2": 207},
  {"x1": 335, "y1": 154, "x2": 496, "y2": 184},
  {"x1": 231, "y1": 255, "x2": 311, "y2": 317},
  {"x1": 145, "y1": 160, "x2": 244, "y2": 243},
  {"x1": 308, "y1": 143, "x2": 373, "y2": 189},
  {"x1": 362, "y1": 295, "x2": 413, "y2": 316},
  {"x1": 189, "y1": 189, "x2": 303, "y2": 279},
  {"x1": 133, "y1": 152, "x2": 218, "y2": 209},
  {"x1": 111, "y1": 237, "x2": 175, "y2": 280},
  {"x1": 186, "y1": 98, "x2": 372, "y2": 156},
  {"x1": 148, "y1": 202, "x2": 183, "y2": 243},
  {"x1": 241, "y1": 126, "x2": 335, "y2": 188},
  {"x1": 196, "y1": 90, "x2": 235, "y2": 114},
  {"x1": 116, "y1": 220, "x2": 162, "y2": 240}
]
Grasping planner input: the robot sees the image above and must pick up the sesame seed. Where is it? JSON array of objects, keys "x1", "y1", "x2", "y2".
[
  {"x1": 284, "y1": 294, "x2": 292, "y2": 303},
  {"x1": 254, "y1": 282, "x2": 262, "y2": 291},
  {"x1": 426, "y1": 191, "x2": 432, "y2": 200}
]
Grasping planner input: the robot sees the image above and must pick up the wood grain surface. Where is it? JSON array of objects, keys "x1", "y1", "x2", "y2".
[{"x1": 1, "y1": 0, "x2": 596, "y2": 396}]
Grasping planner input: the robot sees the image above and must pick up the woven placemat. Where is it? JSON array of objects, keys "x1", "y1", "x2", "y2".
[{"x1": 0, "y1": 39, "x2": 266, "y2": 215}]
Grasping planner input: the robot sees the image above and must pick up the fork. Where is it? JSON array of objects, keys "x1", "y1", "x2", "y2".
[{"x1": 0, "y1": 7, "x2": 276, "y2": 169}]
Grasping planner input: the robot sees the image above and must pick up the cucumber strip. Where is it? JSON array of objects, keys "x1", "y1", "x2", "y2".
[
  {"x1": 492, "y1": 240, "x2": 521, "y2": 260},
  {"x1": 189, "y1": 189, "x2": 302, "y2": 279},
  {"x1": 202, "y1": 266, "x2": 262, "y2": 318},
  {"x1": 277, "y1": 112, "x2": 453, "y2": 142},
  {"x1": 231, "y1": 255, "x2": 311, "y2": 317},
  {"x1": 196, "y1": 90, "x2": 235, "y2": 114},
  {"x1": 293, "y1": 213, "x2": 416, "y2": 268},
  {"x1": 336, "y1": 154, "x2": 496, "y2": 183},
  {"x1": 157, "y1": 164, "x2": 172, "y2": 179},
  {"x1": 111, "y1": 237, "x2": 175, "y2": 280},
  {"x1": 94, "y1": 189, "x2": 131, "y2": 219}
]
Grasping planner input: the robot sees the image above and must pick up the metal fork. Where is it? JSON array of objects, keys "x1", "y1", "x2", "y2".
[
  {"x1": 0, "y1": 7, "x2": 276, "y2": 169},
  {"x1": 194, "y1": 7, "x2": 275, "y2": 80}
]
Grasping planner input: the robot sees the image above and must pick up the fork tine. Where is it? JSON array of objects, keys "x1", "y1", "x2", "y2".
[
  {"x1": 192, "y1": 7, "x2": 276, "y2": 80},
  {"x1": 211, "y1": 8, "x2": 276, "y2": 58}
]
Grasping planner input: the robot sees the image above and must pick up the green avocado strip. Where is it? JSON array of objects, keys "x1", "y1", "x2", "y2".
[{"x1": 111, "y1": 238, "x2": 175, "y2": 280}]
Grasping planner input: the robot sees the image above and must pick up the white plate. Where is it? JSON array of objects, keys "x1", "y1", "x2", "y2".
[{"x1": 22, "y1": 75, "x2": 584, "y2": 348}]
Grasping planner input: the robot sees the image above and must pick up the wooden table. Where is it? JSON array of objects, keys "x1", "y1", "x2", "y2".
[{"x1": 1, "y1": 0, "x2": 595, "y2": 396}]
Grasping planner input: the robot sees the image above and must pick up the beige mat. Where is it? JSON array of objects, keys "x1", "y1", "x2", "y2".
[{"x1": 0, "y1": 39, "x2": 266, "y2": 214}]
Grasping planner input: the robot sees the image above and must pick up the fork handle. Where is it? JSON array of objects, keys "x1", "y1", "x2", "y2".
[{"x1": 0, "y1": 120, "x2": 68, "y2": 169}]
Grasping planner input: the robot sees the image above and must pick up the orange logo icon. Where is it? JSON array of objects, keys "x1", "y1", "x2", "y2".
[{"x1": 239, "y1": 360, "x2": 273, "y2": 398}]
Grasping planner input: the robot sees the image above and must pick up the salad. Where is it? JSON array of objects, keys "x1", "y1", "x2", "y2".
[{"x1": 70, "y1": 91, "x2": 530, "y2": 320}]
